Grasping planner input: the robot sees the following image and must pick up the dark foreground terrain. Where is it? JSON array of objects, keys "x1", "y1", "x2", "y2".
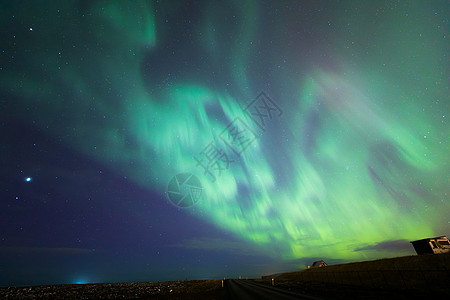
[
  {"x1": 1, "y1": 278, "x2": 445, "y2": 300},
  {"x1": 2, "y1": 253, "x2": 449, "y2": 299},
  {"x1": 253, "y1": 278, "x2": 442, "y2": 299},
  {"x1": 0, "y1": 280, "x2": 225, "y2": 300}
]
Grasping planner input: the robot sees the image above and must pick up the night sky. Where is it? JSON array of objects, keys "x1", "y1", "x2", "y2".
[{"x1": 1, "y1": 0, "x2": 449, "y2": 287}]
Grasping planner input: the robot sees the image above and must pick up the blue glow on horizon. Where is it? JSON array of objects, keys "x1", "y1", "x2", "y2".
[{"x1": 74, "y1": 279, "x2": 86, "y2": 284}]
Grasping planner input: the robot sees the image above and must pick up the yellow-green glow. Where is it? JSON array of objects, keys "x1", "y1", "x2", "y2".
[{"x1": 1, "y1": 0, "x2": 448, "y2": 265}]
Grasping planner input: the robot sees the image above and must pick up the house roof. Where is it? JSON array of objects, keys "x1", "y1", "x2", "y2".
[
  {"x1": 311, "y1": 260, "x2": 327, "y2": 266},
  {"x1": 410, "y1": 236, "x2": 448, "y2": 243},
  {"x1": 312, "y1": 260, "x2": 326, "y2": 263}
]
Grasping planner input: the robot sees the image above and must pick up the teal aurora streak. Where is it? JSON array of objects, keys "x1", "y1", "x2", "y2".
[{"x1": 1, "y1": 0, "x2": 448, "y2": 265}]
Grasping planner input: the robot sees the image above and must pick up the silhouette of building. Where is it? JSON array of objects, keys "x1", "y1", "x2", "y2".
[
  {"x1": 311, "y1": 260, "x2": 327, "y2": 268},
  {"x1": 410, "y1": 236, "x2": 450, "y2": 255}
]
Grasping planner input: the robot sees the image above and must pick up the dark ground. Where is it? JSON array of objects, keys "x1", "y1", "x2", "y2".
[
  {"x1": 1, "y1": 278, "x2": 446, "y2": 299},
  {"x1": 0, "y1": 280, "x2": 225, "y2": 300},
  {"x1": 2, "y1": 254, "x2": 449, "y2": 299},
  {"x1": 254, "y1": 279, "x2": 443, "y2": 300}
]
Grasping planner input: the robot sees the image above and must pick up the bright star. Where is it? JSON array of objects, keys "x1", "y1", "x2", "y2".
[{"x1": 25, "y1": 177, "x2": 32, "y2": 182}]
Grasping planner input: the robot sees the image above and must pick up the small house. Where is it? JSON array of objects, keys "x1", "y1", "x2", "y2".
[
  {"x1": 410, "y1": 236, "x2": 450, "y2": 255},
  {"x1": 311, "y1": 260, "x2": 327, "y2": 268}
]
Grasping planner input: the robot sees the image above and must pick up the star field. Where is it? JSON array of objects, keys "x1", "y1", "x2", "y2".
[{"x1": 0, "y1": 0, "x2": 448, "y2": 286}]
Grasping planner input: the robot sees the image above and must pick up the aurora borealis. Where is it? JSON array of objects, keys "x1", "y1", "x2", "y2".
[{"x1": 1, "y1": 0, "x2": 449, "y2": 286}]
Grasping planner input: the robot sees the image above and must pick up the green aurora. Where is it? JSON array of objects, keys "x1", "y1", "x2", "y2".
[{"x1": 1, "y1": 0, "x2": 448, "y2": 267}]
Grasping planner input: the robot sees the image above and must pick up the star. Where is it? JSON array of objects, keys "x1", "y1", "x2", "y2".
[{"x1": 25, "y1": 177, "x2": 32, "y2": 182}]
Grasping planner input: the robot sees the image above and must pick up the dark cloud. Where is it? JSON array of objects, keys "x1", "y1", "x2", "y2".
[
  {"x1": 0, "y1": 246, "x2": 100, "y2": 255},
  {"x1": 354, "y1": 239, "x2": 414, "y2": 253},
  {"x1": 169, "y1": 238, "x2": 264, "y2": 256}
]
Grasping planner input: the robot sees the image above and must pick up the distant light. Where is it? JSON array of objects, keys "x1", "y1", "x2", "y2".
[
  {"x1": 74, "y1": 280, "x2": 86, "y2": 284},
  {"x1": 25, "y1": 177, "x2": 32, "y2": 182}
]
